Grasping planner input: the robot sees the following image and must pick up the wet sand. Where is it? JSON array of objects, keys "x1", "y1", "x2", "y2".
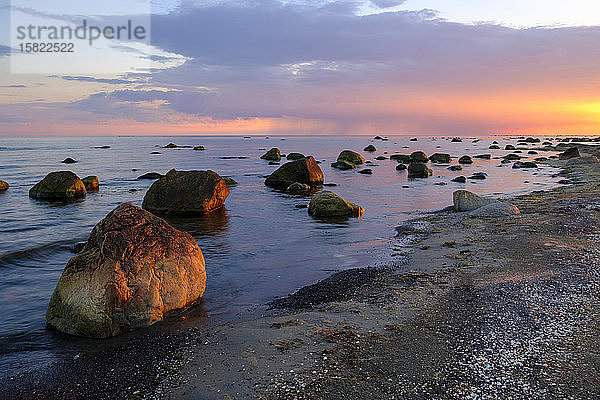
[{"x1": 4, "y1": 146, "x2": 600, "y2": 399}]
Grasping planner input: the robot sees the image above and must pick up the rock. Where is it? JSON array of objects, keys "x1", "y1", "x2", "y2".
[
  {"x1": 473, "y1": 154, "x2": 491, "y2": 159},
  {"x1": 501, "y1": 159, "x2": 512, "y2": 164},
  {"x1": 505, "y1": 145, "x2": 516, "y2": 150},
  {"x1": 396, "y1": 164, "x2": 407, "y2": 171},
  {"x1": 0, "y1": 180, "x2": 8, "y2": 191},
  {"x1": 374, "y1": 136, "x2": 383, "y2": 140},
  {"x1": 331, "y1": 160, "x2": 356, "y2": 170},
  {"x1": 62, "y1": 158, "x2": 77, "y2": 164},
  {"x1": 489, "y1": 145, "x2": 500, "y2": 149},
  {"x1": 29, "y1": 171, "x2": 86, "y2": 200},
  {"x1": 492, "y1": 141, "x2": 499, "y2": 144},
  {"x1": 46, "y1": 203, "x2": 206, "y2": 338},
  {"x1": 524, "y1": 137, "x2": 541, "y2": 143},
  {"x1": 265, "y1": 156, "x2": 324, "y2": 189},
  {"x1": 409, "y1": 151, "x2": 429, "y2": 163},
  {"x1": 535, "y1": 157, "x2": 549, "y2": 162},
  {"x1": 82, "y1": 176, "x2": 99, "y2": 192},
  {"x1": 408, "y1": 162, "x2": 432, "y2": 178},
  {"x1": 193, "y1": 146, "x2": 205, "y2": 151},
  {"x1": 503, "y1": 154, "x2": 521, "y2": 160},
  {"x1": 390, "y1": 154, "x2": 411, "y2": 164},
  {"x1": 137, "y1": 172, "x2": 164, "y2": 180},
  {"x1": 358, "y1": 169, "x2": 373, "y2": 175},
  {"x1": 430, "y1": 153, "x2": 451, "y2": 163},
  {"x1": 286, "y1": 153, "x2": 305, "y2": 160},
  {"x1": 410, "y1": 138, "x2": 418, "y2": 142},
  {"x1": 337, "y1": 150, "x2": 365, "y2": 165},
  {"x1": 164, "y1": 143, "x2": 178, "y2": 148},
  {"x1": 287, "y1": 182, "x2": 311, "y2": 194},
  {"x1": 142, "y1": 169, "x2": 229, "y2": 215},
  {"x1": 565, "y1": 156, "x2": 599, "y2": 166},
  {"x1": 451, "y1": 138, "x2": 462, "y2": 142},
  {"x1": 543, "y1": 141, "x2": 552, "y2": 146},
  {"x1": 94, "y1": 145, "x2": 111, "y2": 149},
  {"x1": 308, "y1": 191, "x2": 364, "y2": 218},
  {"x1": 559, "y1": 147, "x2": 580, "y2": 160},
  {"x1": 261, "y1": 148, "x2": 281, "y2": 161},
  {"x1": 448, "y1": 165, "x2": 463, "y2": 171},
  {"x1": 375, "y1": 156, "x2": 387, "y2": 160},
  {"x1": 453, "y1": 190, "x2": 496, "y2": 212},
  {"x1": 470, "y1": 202, "x2": 520, "y2": 218},
  {"x1": 452, "y1": 176, "x2": 467, "y2": 183},
  {"x1": 364, "y1": 145, "x2": 376, "y2": 152},
  {"x1": 528, "y1": 151, "x2": 538, "y2": 155},
  {"x1": 223, "y1": 177, "x2": 238, "y2": 186},
  {"x1": 150, "y1": 151, "x2": 161, "y2": 155},
  {"x1": 269, "y1": 161, "x2": 280, "y2": 165},
  {"x1": 512, "y1": 161, "x2": 538, "y2": 169},
  {"x1": 469, "y1": 172, "x2": 487, "y2": 180},
  {"x1": 458, "y1": 156, "x2": 473, "y2": 164}
]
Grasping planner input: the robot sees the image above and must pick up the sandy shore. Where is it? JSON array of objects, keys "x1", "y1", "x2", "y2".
[{"x1": 4, "y1": 149, "x2": 600, "y2": 399}]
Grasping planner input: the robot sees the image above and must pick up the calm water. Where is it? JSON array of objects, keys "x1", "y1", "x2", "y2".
[{"x1": 0, "y1": 135, "x2": 563, "y2": 377}]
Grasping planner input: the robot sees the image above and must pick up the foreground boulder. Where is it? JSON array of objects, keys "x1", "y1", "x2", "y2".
[
  {"x1": 559, "y1": 147, "x2": 580, "y2": 160},
  {"x1": 82, "y1": 176, "x2": 99, "y2": 192},
  {"x1": 46, "y1": 203, "x2": 206, "y2": 338},
  {"x1": 29, "y1": 171, "x2": 86, "y2": 200},
  {"x1": 453, "y1": 190, "x2": 495, "y2": 211},
  {"x1": 143, "y1": 169, "x2": 229, "y2": 215},
  {"x1": 265, "y1": 156, "x2": 324, "y2": 189},
  {"x1": 261, "y1": 148, "x2": 281, "y2": 161},
  {"x1": 337, "y1": 150, "x2": 365, "y2": 165},
  {"x1": 0, "y1": 180, "x2": 8, "y2": 191},
  {"x1": 408, "y1": 162, "x2": 432, "y2": 178},
  {"x1": 308, "y1": 191, "x2": 364, "y2": 218}
]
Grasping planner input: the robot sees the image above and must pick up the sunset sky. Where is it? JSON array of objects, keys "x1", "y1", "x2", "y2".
[{"x1": 1, "y1": 0, "x2": 599, "y2": 136}]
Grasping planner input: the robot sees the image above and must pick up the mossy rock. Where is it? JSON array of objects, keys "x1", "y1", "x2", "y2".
[
  {"x1": 223, "y1": 178, "x2": 238, "y2": 186},
  {"x1": 430, "y1": 153, "x2": 451, "y2": 163},
  {"x1": 458, "y1": 156, "x2": 473, "y2": 164},
  {"x1": 409, "y1": 151, "x2": 429, "y2": 163},
  {"x1": 286, "y1": 153, "x2": 305, "y2": 160},
  {"x1": 308, "y1": 191, "x2": 364, "y2": 218},
  {"x1": 0, "y1": 180, "x2": 8, "y2": 191},
  {"x1": 331, "y1": 160, "x2": 356, "y2": 170},
  {"x1": 390, "y1": 154, "x2": 411, "y2": 164},
  {"x1": 29, "y1": 171, "x2": 86, "y2": 200},
  {"x1": 82, "y1": 176, "x2": 99, "y2": 192},
  {"x1": 408, "y1": 162, "x2": 432, "y2": 178},
  {"x1": 193, "y1": 146, "x2": 206, "y2": 151},
  {"x1": 337, "y1": 150, "x2": 365, "y2": 165},
  {"x1": 261, "y1": 148, "x2": 281, "y2": 161}
]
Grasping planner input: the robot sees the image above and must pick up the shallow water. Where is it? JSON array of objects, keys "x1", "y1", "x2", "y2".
[{"x1": 0, "y1": 134, "x2": 563, "y2": 377}]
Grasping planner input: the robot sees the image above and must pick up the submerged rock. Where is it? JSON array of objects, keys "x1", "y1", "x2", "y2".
[
  {"x1": 396, "y1": 164, "x2": 407, "y2": 171},
  {"x1": 82, "y1": 176, "x2": 99, "y2": 192},
  {"x1": 358, "y1": 169, "x2": 373, "y2": 175},
  {"x1": 0, "y1": 180, "x2": 8, "y2": 191},
  {"x1": 375, "y1": 156, "x2": 387, "y2": 160},
  {"x1": 409, "y1": 151, "x2": 429, "y2": 163},
  {"x1": 408, "y1": 162, "x2": 432, "y2": 178},
  {"x1": 473, "y1": 154, "x2": 491, "y2": 159},
  {"x1": 451, "y1": 138, "x2": 462, "y2": 142},
  {"x1": 566, "y1": 156, "x2": 600, "y2": 166},
  {"x1": 447, "y1": 165, "x2": 463, "y2": 171},
  {"x1": 337, "y1": 150, "x2": 365, "y2": 165},
  {"x1": 223, "y1": 177, "x2": 238, "y2": 186},
  {"x1": 512, "y1": 161, "x2": 538, "y2": 169},
  {"x1": 308, "y1": 191, "x2": 364, "y2": 218},
  {"x1": 489, "y1": 145, "x2": 500, "y2": 149},
  {"x1": 29, "y1": 171, "x2": 86, "y2": 200},
  {"x1": 46, "y1": 203, "x2": 206, "y2": 338},
  {"x1": 286, "y1": 152, "x2": 305, "y2": 160},
  {"x1": 265, "y1": 156, "x2": 324, "y2": 189},
  {"x1": 331, "y1": 160, "x2": 357, "y2": 170},
  {"x1": 137, "y1": 172, "x2": 164, "y2": 180},
  {"x1": 364, "y1": 145, "x2": 376, "y2": 152},
  {"x1": 261, "y1": 148, "x2": 281, "y2": 161},
  {"x1": 503, "y1": 154, "x2": 521, "y2": 161},
  {"x1": 559, "y1": 147, "x2": 580, "y2": 160},
  {"x1": 287, "y1": 182, "x2": 311, "y2": 194},
  {"x1": 193, "y1": 146, "x2": 206, "y2": 151},
  {"x1": 142, "y1": 169, "x2": 230, "y2": 215},
  {"x1": 469, "y1": 172, "x2": 487, "y2": 180},
  {"x1": 430, "y1": 153, "x2": 451, "y2": 163}
]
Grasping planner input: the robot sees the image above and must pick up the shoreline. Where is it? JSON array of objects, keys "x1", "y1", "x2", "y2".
[{"x1": 3, "y1": 147, "x2": 600, "y2": 399}]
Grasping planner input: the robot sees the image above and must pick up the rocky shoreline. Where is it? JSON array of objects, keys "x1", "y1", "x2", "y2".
[{"x1": 4, "y1": 146, "x2": 600, "y2": 399}]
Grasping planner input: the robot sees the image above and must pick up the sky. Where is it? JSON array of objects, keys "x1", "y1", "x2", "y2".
[{"x1": 0, "y1": 0, "x2": 599, "y2": 136}]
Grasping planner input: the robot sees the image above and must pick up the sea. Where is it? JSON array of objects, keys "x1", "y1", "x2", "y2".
[{"x1": 0, "y1": 134, "x2": 565, "y2": 377}]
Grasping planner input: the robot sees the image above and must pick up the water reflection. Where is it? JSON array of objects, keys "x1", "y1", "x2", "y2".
[{"x1": 162, "y1": 207, "x2": 230, "y2": 238}]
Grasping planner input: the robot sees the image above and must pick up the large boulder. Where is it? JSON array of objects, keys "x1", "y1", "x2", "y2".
[
  {"x1": 265, "y1": 156, "x2": 324, "y2": 189},
  {"x1": 29, "y1": 171, "x2": 86, "y2": 200},
  {"x1": 408, "y1": 162, "x2": 432, "y2": 178},
  {"x1": 308, "y1": 191, "x2": 364, "y2": 218},
  {"x1": 46, "y1": 203, "x2": 206, "y2": 338},
  {"x1": 430, "y1": 153, "x2": 451, "y2": 163},
  {"x1": 559, "y1": 147, "x2": 580, "y2": 160},
  {"x1": 337, "y1": 150, "x2": 365, "y2": 165},
  {"x1": 261, "y1": 148, "x2": 281, "y2": 161},
  {"x1": 142, "y1": 169, "x2": 229, "y2": 215},
  {"x1": 453, "y1": 190, "x2": 496, "y2": 212},
  {"x1": 0, "y1": 180, "x2": 8, "y2": 191}
]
